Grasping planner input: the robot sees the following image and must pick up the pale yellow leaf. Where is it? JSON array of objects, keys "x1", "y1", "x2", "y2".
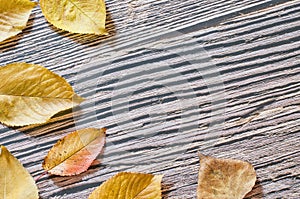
[
  {"x1": 197, "y1": 154, "x2": 257, "y2": 199},
  {"x1": 40, "y1": 0, "x2": 107, "y2": 35},
  {"x1": 0, "y1": 62, "x2": 84, "y2": 126},
  {"x1": 43, "y1": 128, "x2": 106, "y2": 176},
  {"x1": 89, "y1": 172, "x2": 163, "y2": 199},
  {"x1": 0, "y1": 0, "x2": 37, "y2": 42},
  {"x1": 0, "y1": 145, "x2": 39, "y2": 199}
]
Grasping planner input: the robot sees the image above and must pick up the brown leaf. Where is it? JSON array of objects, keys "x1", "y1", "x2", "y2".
[
  {"x1": 197, "y1": 153, "x2": 256, "y2": 199},
  {"x1": 88, "y1": 172, "x2": 163, "y2": 199},
  {"x1": 43, "y1": 128, "x2": 106, "y2": 176}
]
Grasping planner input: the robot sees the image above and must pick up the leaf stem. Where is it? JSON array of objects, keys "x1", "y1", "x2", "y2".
[{"x1": 35, "y1": 171, "x2": 48, "y2": 182}]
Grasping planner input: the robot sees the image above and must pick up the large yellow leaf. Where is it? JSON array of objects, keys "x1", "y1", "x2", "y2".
[
  {"x1": 0, "y1": 145, "x2": 39, "y2": 199},
  {"x1": 43, "y1": 128, "x2": 106, "y2": 176},
  {"x1": 0, "y1": 0, "x2": 37, "y2": 42},
  {"x1": 0, "y1": 62, "x2": 84, "y2": 126},
  {"x1": 89, "y1": 172, "x2": 163, "y2": 199},
  {"x1": 40, "y1": 0, "x2": 107, "y2": 35},
  {"x1": 197, "y1": 154, "x2": 257, "y2": 199}
]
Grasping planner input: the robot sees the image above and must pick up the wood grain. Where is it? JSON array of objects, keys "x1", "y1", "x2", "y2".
[{"x1": 0, "y1": 0, "x2": 299, "y2": 198}]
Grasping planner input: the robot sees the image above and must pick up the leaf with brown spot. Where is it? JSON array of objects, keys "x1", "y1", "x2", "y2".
[
  {"x1": 43, "y1": 128, "x2": 106, "y2": 176},
  {"x1": 197, "y1": 154, "x2": 257, "y2": 199},
  {"x1": 88, "y1": 172, "x2": 163, "y2": 199},
  {"x1": 0, "y1": 62, "x2": 84, "y2": 127},
  {"x1": 0, "y1": 0, "x2": 37, "y2": 42},
  {"x1": 0, "y1": 145, "x2": 39, "y2": 199}
]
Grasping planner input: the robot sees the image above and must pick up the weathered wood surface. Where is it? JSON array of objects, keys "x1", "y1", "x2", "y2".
[{"x1": 0, "y1": 0, "x2": 299, "y2": 198}]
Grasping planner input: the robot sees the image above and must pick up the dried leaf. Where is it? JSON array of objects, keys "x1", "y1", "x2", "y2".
[
  {"x1": 197, "y1": 154, "x2": 257, "y2": 199},
  {"x1": 40, "y1": 0, "x2": 107, "y2": 35},
  {"x1": 0, "y1": 145, "x2": 39, "y2": 199},
  {"x1": 88, "y1": 172, "x2": 163, "y2": 199},
  {"x1": 0, "y1": 62, "x2": 84, "y2": 126},
  {"x1": 0, "y1": 0, "x2": 37, "y2": 42},
  {"x1": 43, "y1": 128, "x2": 106, "y2": 176}
]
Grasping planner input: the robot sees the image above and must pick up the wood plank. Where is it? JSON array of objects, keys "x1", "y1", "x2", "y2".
[{"x1": 0, "y1": 0, "x2": 299, "y2": 198}]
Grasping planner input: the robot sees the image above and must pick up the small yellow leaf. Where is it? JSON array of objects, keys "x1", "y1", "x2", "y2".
[
  {"x1": 43, "y1": 128, "x2": 106, "y2": 176},
  {"x1": 197, "y1": 154, "x2": 257, "y2": 199},
  {"x1": 0, "y1": 0, "x2": 37, "y2": 42},
  {"x1": 0, "y1": 145, "x2": 39, "y2": 199},
  {"x1": 40, "y1": 0, "x2": 107, "y2": 35},
  {"x1": 0, "y1": 62, "x2": 84, "y2": 126},
  {"x1": 89, "y1": 172, "x2": 163, "y2": 199}
]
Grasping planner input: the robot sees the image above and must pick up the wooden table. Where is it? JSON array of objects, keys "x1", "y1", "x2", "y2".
[{"x1": 0, "y1": 0, "x2": 299, "y2": 198}]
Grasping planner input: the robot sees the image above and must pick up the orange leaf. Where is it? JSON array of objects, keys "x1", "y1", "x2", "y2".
[{"x1": 43, "y1": 128, "x2": 106, "y2": 176}]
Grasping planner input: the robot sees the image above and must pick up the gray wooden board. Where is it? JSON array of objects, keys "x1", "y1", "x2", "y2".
[{"x1": 0, "y1": 0, "x2": 299, "y2": 198}]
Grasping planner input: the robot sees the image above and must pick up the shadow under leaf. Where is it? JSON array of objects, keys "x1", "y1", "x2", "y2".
[
  {"x1": 162, "y1": 181, "x2": 173, "y2": 199},
  {"x1": 245, "y1": 179, "x2": 264, "y2": 199},
  {"x1": 16, "y1": 108, "x2": 77, "y2": 138}
]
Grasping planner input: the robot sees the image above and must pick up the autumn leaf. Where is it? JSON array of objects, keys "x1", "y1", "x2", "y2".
[
  {"x1": 43, "y1": 128, "x2": 106, "y2": 176},
  {"x1": 88, "y1": 172, "x2": 163, "y2": 199},
  {"x1": 197, "y1": 154, "x2": 257, "y2": 199},
  {"x1": 40, "y1": 0, "x2": 107, "y2": 35},
  {"x1": 0, "y1": 145, "x2": 39, "y2": 199},
  {"x1": 0, "y1": 62, "x2": 84, "y2": 126},
  {"x1": 0, "y1": 0, "x2": 37, "y2": 42}
]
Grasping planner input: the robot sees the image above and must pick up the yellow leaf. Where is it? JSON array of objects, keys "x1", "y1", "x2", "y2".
[
  {"x1": 40, "y1": 0, "x2": 107, "y2": 35},
  {"x1": 0, "y1": 62, "x2": 84, "y2": 126},
  {"x1": 197, "y1": 154, "x2": 257, "y2": 199},
  {"x1": 0, "y1": 145, "x2": 39, "y2": 199},
  {"x1": 43, "y1": 128, "x2": 106, "y2": 176},
  {"x1": 0, "y1": 0, "x2": 37, "y2": 42},
  {"x1": 89, "y1": 172, "x2": 163, "y2": 199},
  {"x1": 88, "y1": 172, "x2": 163, "y2": 199}
]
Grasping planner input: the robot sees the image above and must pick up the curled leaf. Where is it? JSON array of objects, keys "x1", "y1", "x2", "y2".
[
  {"x1": 89, "y1": 172, "x2": 163, "y2": 199},
  {"x1": 197, "y1": 154, "x2": 257, "y2": 199},
  {"x1": 0, "y1": 0, "x2": 37, "y2": 42},
  {"x1": 40, "y1": 0, "x2": 107, "y2": 35},
  {"x1": 43, "y1": 128, "x2": 106, "y2": 176},
  {"x1": 0, "y1": 145, "x2": 39, "y2": 199},
  {"x1": 0, "y1": 62, "x2": 84, "y2": 126}
]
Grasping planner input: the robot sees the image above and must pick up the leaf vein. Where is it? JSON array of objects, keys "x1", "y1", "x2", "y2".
[{"x1": 67, "y1": 0, "x2": 100, "y2": 28}]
